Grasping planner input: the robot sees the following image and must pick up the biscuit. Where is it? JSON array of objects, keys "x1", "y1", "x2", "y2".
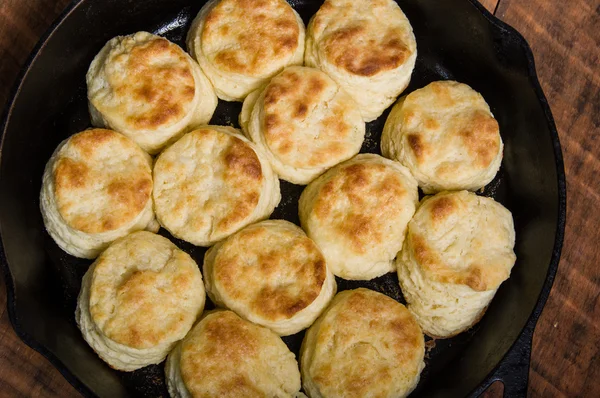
[
  {"x1": 397, "y1": 191, "x2": 516, "y2": 338},
  {"x1": 299, "y1": 154, "x2": 418, "y2": 280},
  {"x1": 381, "y1": 81, "x2": 503, "y2": 193},
  {"x1": 153, "y1": 126, "x2": 281, "y2": 246},
  {"x1": 87, "y1": 31, "x2": 217, "y2": 154},
  {"x1": 240, "y1": 66, "x2": 365, "y2": 184},
  {"x1": 203, "y1": 220, "x2": 336, "y2": 335},
  {"x1": 165, "y1": 310, "x2": 301, "y2": 397},
  {"x1": 75, "y1": 231, "x2": 205, "y2": 371},
  {"x1": 187, "y1": 0, "x2": 305, "y2": 101},
  {"x1": 300, "y1": 288, "x2": 425, "y2": 398},
  {"x1": 40, "y1": 128, "x2": 158, "y2": 259},
  {"x1": 305, "y1": 0, "x2": 417, "y2": 121}
]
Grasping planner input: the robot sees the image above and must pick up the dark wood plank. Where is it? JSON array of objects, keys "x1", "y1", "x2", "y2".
[
  {"x1": 494, "y1": 0, "x2": 600, "y2": 397},
  {"x1": 0, "y1": 0, "x2": 72, "y2": 107},
  {"x1": 0, "y1": 0, "x2": 599, "y2": 397},
  {"x1": 0, "y1": 306, "x2": 79, "y2": 397}
]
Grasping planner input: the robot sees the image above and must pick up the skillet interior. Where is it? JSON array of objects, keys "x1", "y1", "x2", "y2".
[{"x1": 0, "y1": 0, "x2": 565, "y2": 396}]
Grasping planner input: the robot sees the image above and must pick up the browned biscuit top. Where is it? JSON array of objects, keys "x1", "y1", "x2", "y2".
[
  {"x1": 311, "y1": 0, "x2": 414, "y2": 77},
  {"x1": 212, "y1": 220, "x2": 327, "y2": 321},
  {"x1": 53, "y1": 129, "x2": 152, "y2": 234},
  {"x1": 305, "y1": 289, "x2": 424, "y2": 397},
  {"x1": 152, "y1": 127, "x2": 270, "y2": 245},
  {"x1": 407, "y1": 191, "x2": 516, "y2": 292},
  {"x1": 400, "y1": 81, "x2": 501, "y2": 176},
  {"x1": 179, "y1": 311, "x2": 298, "y2": 397},
  {"x1": 201, "y1": 0, "x2": 300, "y2": 76},
  {"x1": 260, "y1": 66, "x2": 362, "y2": 169},
  {"x1": 89, "y1": 231, "x2": 204, "y2": 349},
  {"x1": 91, "y1": 33, "x2": 197, "y2": 131},
  {"x1": 311, "y1": 157, "x2": 412, "y2": 255}
]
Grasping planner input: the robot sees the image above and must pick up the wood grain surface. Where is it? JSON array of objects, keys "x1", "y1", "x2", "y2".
[{"x1": 0, "y1": 0, "x2": 598, "y2": 397}]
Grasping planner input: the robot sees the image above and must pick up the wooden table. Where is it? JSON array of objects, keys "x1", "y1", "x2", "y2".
[{"x1": 0, "y1": 0, "x2": 598, "y2": 396}]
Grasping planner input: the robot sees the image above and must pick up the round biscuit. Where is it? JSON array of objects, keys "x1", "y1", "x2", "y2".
[
  {"x1": 305, "y1": 0, "x2": 417, "y2": 121},
  {"x1": 40, "y1": 128, "x2": 158, "y2": 259},
  {"x1": 300, "y1": 288, "x2": 425, "y2": 398},
  {"x1": 165, "y1": 310, "x2": 301, "y2": 397},
  {"x1": 87, "y1": 31, "x2": 217, "y2": 154},
  {"x1": 203, "y1": 220, "x2": 336, "y2": 335},
  {"x1": 299, "y1": 154, "x2": 418, "y2": 280},
  {"x1": 381, "y1": 80, "x2": 503, "y2": 193},
  {"x1": 187, "y1": 0, "x2": 305, "y2": 101},
  {"x1": 397, "y1": 191, "x2": 516, "y2": 337},
  {"x1": 75, "y1": 231, "x2": 205, "y2": 371},
  {"x1": 153, "y1": 126, "x2": 281, "y2": 246},
  {"x1": 240, "y1": 66, "x2": 365, "y2": 184}
]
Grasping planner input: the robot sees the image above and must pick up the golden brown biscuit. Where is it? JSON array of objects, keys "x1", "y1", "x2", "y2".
[
  {"x1": 203, "y1": 220, "x2": 336, "y2": 335},
  {"x1": 165, "y1": 310, "x2": 301, "y2": 397},
  {"x1": 301, "y1": 288, "x2": 425, "y2": 398},
  {"x1": 87, "y1": 32, "x2": 217, "y2": 154},
  {"x1": 381, "y1": 81, "x2": 503, "y2": 193},
  {"x1": 240, "y1": 66, "x2": 365, "y2": 184},
  {"x1": 40, "y1": 128, "x2": 158, "y2": 259},
  {"x1": 153, "y1": 126, "x2": 280, "y2": 246},
  {"x1": 305, "y1": 0, "x2": 417, "y2": 121},
  {"x1": 299, "y1": 154, "x2": 418, "y2": 280},
  {"x1": 187, "y1": 0, "x2": 305, "y2": 101},
  {"x1": 76, "y1": 231, "x2": 205, "y2": 371},
  {"x1": 397, "y1": 191, "x2": 516, "y2": 337}
]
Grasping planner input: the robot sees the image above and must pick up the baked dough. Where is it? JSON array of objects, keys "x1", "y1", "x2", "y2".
[
  {"x1": 397, "y1": 191, "x2": 516, "y2": 337},
  {"x1": 87, "y1": 31, "x2": 217, "y2": 154},
  {"x1": 240, "y1": 66, "x2": 364, "y2": 184},
  {"x1": 187, "y1": 0, "x2": 305, "y2": 101},
  {"x1": 300, "y1": 288, "x2": 425, "y2": 398},
  {"x1": 76, "y1": 231, "x2": 205, "y2": 371},
  {"x1": 40, "y1": 128, "x2": 158, "y2": 259},
  {"x1": 153, "y1": 126, "x2": 280, "y2": 246},
  {"x1": 203, "y1": 220, "x2": 336, "y2": 335},
  {"x1": 299, "y1": 154, "x2": 418, "y2": 280},
  {"x1": 381, "y1": 81, "x2": 503, "y2": 193},
  {"x1": 165, "y1": 310, "x2": 301, "y2": 397},
  {"x1": 305, "y1": 0, "x2": 417, "y2": 121}
]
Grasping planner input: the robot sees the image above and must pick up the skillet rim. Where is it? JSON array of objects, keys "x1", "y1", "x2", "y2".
[{"x1": 0, "y1": 0, "x2": 567, "y2": 396}]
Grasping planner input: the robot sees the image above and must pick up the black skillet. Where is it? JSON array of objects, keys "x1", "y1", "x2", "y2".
[{"x1": 0, "y1": 0, "x2": 566, "y2": 396}]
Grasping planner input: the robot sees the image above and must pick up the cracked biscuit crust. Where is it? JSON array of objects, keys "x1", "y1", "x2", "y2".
[
  {"x1": 240, "y1": 66, "x2": 364, "y2": 184},
  {"x1": 397, "y1": 191, "x2": 516, "y2": 337},
  {"x1": 76, "y1": 231, "x2": 205, "y2": 371},
  {"x1": 301, "y1": 289, "x2": 425, "y2": 398},
  {"x1": 299, "y1": 154, "x2": 418, "y2": 280},
  {"x1": 305, "y1": 0, "x2": 417, "y2": 121},
  {"x1": 381, "y1": 81, "x2": 503, "y2": 193},
  {"x1": 153, "y1": 126, "x2": 280, "y2": 246},
  {"x1": 203, "y1": 220, "x2": 336, "y2": 335},
  {"x1": 187, "y1": 0, "x2": 305, "y2": 101}
]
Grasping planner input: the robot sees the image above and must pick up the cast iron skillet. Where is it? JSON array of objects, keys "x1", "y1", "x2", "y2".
[{"x1": 0, "y1": 0, "x2": 566, "y2": 397}]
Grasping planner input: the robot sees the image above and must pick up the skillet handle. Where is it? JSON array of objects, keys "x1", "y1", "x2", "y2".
[{"x1": 490, "y1": 323, "x2": 534, "y2": 398}]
